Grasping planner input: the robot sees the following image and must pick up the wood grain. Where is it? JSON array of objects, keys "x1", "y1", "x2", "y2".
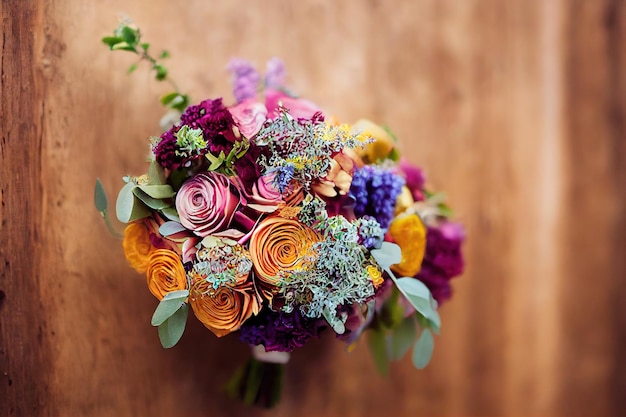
[{"x1": 1, "y1": 1, "x2": 624, "y2": 416}]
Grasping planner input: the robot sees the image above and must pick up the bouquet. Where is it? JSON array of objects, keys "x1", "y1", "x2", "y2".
[{"x1": 96, "y1": 22, "x2": 465, "y2": 407}]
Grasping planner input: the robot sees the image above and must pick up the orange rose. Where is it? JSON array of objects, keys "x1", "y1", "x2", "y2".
[
  {"x1": 388, "y1": 213, "x2": 427, "y2": 277},
  {"x1": 122, "y1": 222, "x2": 156, "y2": 273},
  {"x1": 249, "y1": 217, "x2": 320, "y2": 290},
  {"x1": 189, "y1": 279, "x2": 260, "y2": 337},
  {"x1": 145, "y1": 249, "x2": 188, "y2": 300}
]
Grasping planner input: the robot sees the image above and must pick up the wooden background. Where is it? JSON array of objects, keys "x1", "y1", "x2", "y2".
[{"x1": 1, "y1": 0, "x2": 625, "y2": 416}]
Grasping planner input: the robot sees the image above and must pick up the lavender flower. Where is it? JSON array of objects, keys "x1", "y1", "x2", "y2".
[
  {"x1": 350, "y1": 166, "x2": 405, "y2": 229},
  {"x1": 227, "y1": 58, "x2": 260, "y2": 103},
  {"x1": 239, "y1": 308, "x2": 326, "y2": 352},
  {"x1": 416, "y1": 221, "x2": 465, "y2": 303}
]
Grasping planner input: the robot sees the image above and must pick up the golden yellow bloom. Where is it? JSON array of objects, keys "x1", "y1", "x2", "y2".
[
  {"x1": 249, "y1": 216, "x2": 320, "y2": 291},
  {"x1": 389, "y1": 213, "x2": 427, "y2": 277},
  {"x1": 122, "y1": 222, "x2": 156, "y2": 273},
  {"x1": 367, "y1": 265, "x2": 384, "y2": 288},
  {"x1": 145, "y1": 249, "x2": 187, "y2": 300},
  {"x1": 395, "y1": 185, "x2": 415, "y2": 215},
  {"x1": 351, "y1": 119, "x2": 396, "y2": 163},
  {"x1": 189, "y1": 279, "x2": 260, "y2": 338}
]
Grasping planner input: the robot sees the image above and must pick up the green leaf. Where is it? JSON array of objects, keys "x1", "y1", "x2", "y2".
[
  {"x1": 159, "y1": 50, "x2": 170, "y2": 59},
  {"x1": 102, "y1": 36, "x2": 124, "y2": 48},
  {"x1": 111, "y1": 41, "x2": 136, "y2": 52},
  {"x1": 160, "y1": 207, "x2": 181, "y2": 222},
  {"x1": 171, "y1": 94, "x2": 190, "y2": 112},
  {"x1": 133, "y1": 188, "x2": 171, "y2": 210},
  {"x1": 367, "y1": 329, "x2": 389, "y2": 375},
  {"x1": 160, "y1": 92, "x2": 180, "y2": 106},
  {"x1": 390, "y1": 315, "x2": 417, "y2": 361},
  {"x1": 94, "y1": 178, "x2": 108, "y2": 213},
  {"x1": 370, "y1": 242, "x2": 402, "y2": 270},
  {"x1": 148, "y1": 160, "x2": 166, "y2": 185},
  {"x1": 151, "y1": 290, "x2": 189, "y2": 326},
  {"x1": 159, "y1": 221, "x2": 186, "y2": 236},
  {"x1": 115, "y1": 182, "x2": 150, "y2": 223},
  {"x1": 127, "y1": 63, "x2": 138, "y2": 74},
  {"x1": 157, "y1": 303, "x2": 188, "y2": 348},
  {"x1": 154, "y1": 64, "x2": 168, "y2": 81},
  {"x1": 140, "y1": 42, "x2": 150, "y2": 52},
  {"x1": 379, "y1": 290, "x2": 405, "y2": 330},
  {"x1": 136, "y1": 184, "x2": 175, "y2": 199},
  {"x1": 119, "y1": 26, "x2": 138, "y2": 46},
  {"x1": 396, "y1": 277, "x2": 431, "y2": 300},
  {"x1": 412, "y1": 328, "x2": 434, "y2": 369}
]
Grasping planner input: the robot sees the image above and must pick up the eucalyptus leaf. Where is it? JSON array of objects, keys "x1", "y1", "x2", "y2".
[
  {"x1": 133, "y1": 188, "x2": 171, "y2": 210},
  {"x1": 157, "y1": 303, "x2": 188, "y2": 349},
  {"x1": 94, "y1": 178, "x2": 108, "y2": 213},
  {"x1": 160, "y1": 207, "x2": 181, "y2": 222},
  {"x1": 136, "y1": 184, "x2": 175, "y2": 199},
  {"x1": 159, "y1": 221, "x2": 186, "y2": 236},
  {"x1": 116, "y1": 182, "x2": 150, "y2": 223},
  {"x1": 367, "y1": 329, "x2": 389, "y2": 375},
  {"x1": 370, "y1": 242, "x2": 402, "y2": 270},
  {"x1": 390, "y1": 315, "x2": 417, "y2": 361},
  {"x1": 412, "y1": 328, "x2": 434, "y2": 369},
  {"x1": 151, "y1": 289, "x2": 189, "y2": 326},
  {"x1": 148, "y1": 160, "x2": 167, "y2": 186},
  {"x1": 396, "y1": 277, "x2": 431, "y2": 300}
]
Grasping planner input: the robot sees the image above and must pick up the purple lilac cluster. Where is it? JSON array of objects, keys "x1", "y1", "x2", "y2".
[
  {"x1": 350, "y1": 166, "x2": 405, "y2": 229},
  {"x1": 416, "y1": 222, "x2": 465, "y2": 303},
  {"x1": 227, "y1": 58, "x2": 260, "y2": 103},
  {"x1": 239, "y1": 308, "x2": 326, "y2": 352}
]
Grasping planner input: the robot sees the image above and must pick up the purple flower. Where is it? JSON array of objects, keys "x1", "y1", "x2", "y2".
[
  {"x1": 239, "y1": 308, "x2": 326, "y2": 352},
  {"x1": 399, "y1": 158, "x2": 426, "y2": 201},
  {"x1": 227, "y1": 58, "x2": 260, "y2": 103},
  {"x1": 265, "y1": 58, "x2": 286, "y2": 89},
  {"x1": 349, "y1": 166, "x2": 405, "y2": 229},
  {"x1": 416, "y1": 221, "x2": 465, "y2": 304}
]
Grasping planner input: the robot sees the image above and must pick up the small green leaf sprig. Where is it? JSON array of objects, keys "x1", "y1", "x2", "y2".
[{"x1": 102, "y1": 20, "x2": 189, "y2": 112}]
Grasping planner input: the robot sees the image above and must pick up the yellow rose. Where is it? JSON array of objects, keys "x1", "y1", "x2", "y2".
[
  {"x1": 249, "y1": 217, "x2": 320, "y2": 292},
  {"x1": 122, "y1": 222, "x2": 156, "y2": 273},
  {"x1": 388, "y1": 213, "x2": 427, "y2": 277},
  {"x1": 145, "y1": 249, "x2": 187, "y2": 300},
  {"x1": 351, "y1": 119, "x2": 396, "y2": 163},
  {"x1": 189, "y1": 279, "x2": 260, "y2": 338}
]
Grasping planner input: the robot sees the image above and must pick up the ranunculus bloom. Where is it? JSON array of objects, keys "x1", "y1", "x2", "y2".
[
  {"x1": 388, "y1": 213, "x2": 427, "y2": 277},
  {"x1": 249, "y1": 217, "x2": 320, "y2": 290},
  {"x1": 312, "y1": 152, "x2": 355, "y2": 198},
  {"x1": 145, "y1": 249, "x2": 187, "y2": 300},
  {"x1": 122, "y1": 222, "x2": 156, "y2": 273},
  {"x1": 176, "y1": 172, "x2": 241, "y2": 237},
  {"x1": 351, "y1": 119, "x2": 396, "y2": 163},
  {"x1": 247, "y1": 173, "x2": 283, "y2": 212},
  {"x1": 229, "y1": 99, "x2": 268, "y2": 138},
  {"x1": 189, "y1": 280, "x2": 260, "y2": 338}
]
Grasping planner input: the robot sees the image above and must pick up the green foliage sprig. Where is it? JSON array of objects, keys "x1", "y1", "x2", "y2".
[{"x1": 102, "y1": 21, "x2": 189, "y2": 112}]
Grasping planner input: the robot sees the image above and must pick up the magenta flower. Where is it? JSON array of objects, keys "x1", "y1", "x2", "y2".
[
  {"x1": 176, "y1": 172, "x2": 242, "y2": 237},
  {"x1": 399, "y1": 158, "x2": 426, "y2": 201},
  {"x1": 228, "y1": 98, "x2": 268, "y2": 138}
]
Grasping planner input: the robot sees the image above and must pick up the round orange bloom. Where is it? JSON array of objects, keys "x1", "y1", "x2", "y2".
[
  {"x1": 249, "y1": 217, "x2": 320, "y2": 289},
  {"x1": 122, "y1": 222, "x2": 156, "y2": 273},
  {"x1": 388, "y1": 213, "x2": 427, "y2": 277},
  {"x1": 145, "y1": 249, "x2": 187, "y2": 300},
  {"x1": 189, "y1": 280, "x2": 260, "y2": 338}
]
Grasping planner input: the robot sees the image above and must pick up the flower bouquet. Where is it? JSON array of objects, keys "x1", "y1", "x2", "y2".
[{"x1": 95, "y1": 22, "x2": 465, "y2": 407}]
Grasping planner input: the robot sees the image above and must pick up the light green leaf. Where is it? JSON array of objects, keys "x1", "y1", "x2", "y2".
[
  {"x1": 160, "y1": 92, "x2": 180, "y2": 107},
  {"x1": 157, "y1": 303, "x2": 188, "y2": 349},
  {"x1": 151, "y1": 289, "x2": 189, "y2": 326},
  {"x1": 370, "y1": 242, "x2": 402, "y2": 270},
  {"x1": 136, "y1": 184, "x2": 175, "y2": 199},
  {"x1": 412, "y1": 328, "x2": 434, "y2": 369},
  {"x1": 396, "y1": 277, "x2": 431, "y2": 300},
  {"x1": 94, "y1": 178, "x2": 108, "y2": 213},
  {"x1": 102, "y1": 36, "x2": 123, "y2": 48},
  {"x1": 148, "y1": 161, "x2": 166, "y2": 186},
  {"x1": 119, "y1": 26, "x2": 138, "y2": 45},
  {"x1": 127, "y1": 63, "x2": 138, "y2": 74},
  {"x1": 159, "y1": 221, "x2": 186, "y2": 236},
  {"x1": 367, "y1": 329, "x2": 389, "y2": 375},
  {"x1": 133, "y1": 188, "x2": 171, "y2": 210},
  {"x1": 160, "y1": 207, "x2": 180, "y2": 222},
  {"x1": 395, "y1": 277, "x2": 439, "y2": 328},
  {"x1": 115, "y1": 182, "x2": 150, "y2": 223},
  {"x1": 390, "y1": 315, "x2": 417, "y2": 361},
  {"x1": 111, "y1": 41, "x2": 135, "y2": 52}
]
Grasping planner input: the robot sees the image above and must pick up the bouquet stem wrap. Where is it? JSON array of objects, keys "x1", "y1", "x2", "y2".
[{"x1": 225, "y1": 345, "x2": 289, "y2": 408}]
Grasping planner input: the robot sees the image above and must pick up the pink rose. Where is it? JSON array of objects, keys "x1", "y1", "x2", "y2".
[
  {"x1": 176, "y1": 172, "x2": 241, "y2": 237},
  {"x1": 265, "y1": 88, "x2": 322, "y2": 120},
  {"x1": 228, "y1": 98, "x2": 268, "y2": 138}
]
